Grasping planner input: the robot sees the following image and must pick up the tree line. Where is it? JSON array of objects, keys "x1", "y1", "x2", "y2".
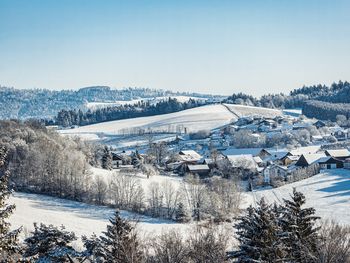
[
  {"x1": 54, "y1": 98, "x2": 205, "y2": 127},
  {"x1": 224, "y1": 80, "x2": 350, "y2": 110}
]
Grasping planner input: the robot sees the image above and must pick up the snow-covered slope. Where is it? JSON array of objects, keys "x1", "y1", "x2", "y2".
[
  {"x1": 61, "y1": 104, "x2": 237, "y2": 135},
  {"x1": 10, "y1": 192, "x2": 188, "y2": 241},
  {"x1": 61, "y1": 104, "x2": 283, "y2": 137},
  {"x1": 224, "y1": 104, "x2": 282, "y2": 118},
  {"x1": 245, "y1": 169, "x2": 350, "y2": 225}
]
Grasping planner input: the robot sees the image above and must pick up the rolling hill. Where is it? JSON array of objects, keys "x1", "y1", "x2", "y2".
[{"x1": 60, "y1": 104, "x2": 283, "y2": 137}]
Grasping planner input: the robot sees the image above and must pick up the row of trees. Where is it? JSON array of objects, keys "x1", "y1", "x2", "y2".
[
  {"x1": 92, "y1": 171, "x2": 242, "y2": 223},
  {"x1": 55, "y1": 98, "x2": 205, "y2": 127}
]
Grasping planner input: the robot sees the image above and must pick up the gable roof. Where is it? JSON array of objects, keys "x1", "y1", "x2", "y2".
[
  {"x1": 325, "y1": 149, "x2": 350, "y2": 158},
  {"x1": 226, "y1": 154, "x2": 257, "y2": 169},
  {"x1": 289, "y1": 146, "x2": 321, "y2": 156},
  {"x1": 187, "y1": 164, "x2": 210, "y2": 172},
  {"x1": 296, "y1": 153, "x2": 327, "y2": 166},
  {"x1": 179, "y1": 150, "x2": 202, "y2": 161}
]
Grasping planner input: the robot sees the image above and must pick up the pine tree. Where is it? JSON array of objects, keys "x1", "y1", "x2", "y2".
[
  {"x1": 99, "y1": 210, "x2": 143, "y2": 263},
  {"x1": 230, "y1": 198, "x2": 287, "y2": 262},
  {"x1": 102, "y1": 146, "x2": 113, "y2": 170},
  {"x1": 175, "y1": 202, "x2": 190, "y2": 223},
  {"x1": 0, "y1": 147, "x2": 21, "y2": 261},
  {"x1": 281, "y1": 188, "x2": 320, "y2": 262},
  {"x1": 23, "y1": 223, "x2": 79, "y2": 262}
]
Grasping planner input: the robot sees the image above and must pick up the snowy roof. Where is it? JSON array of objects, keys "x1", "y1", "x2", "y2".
[
  {"x1": 226, "y1": 154, "x2": 257, "y2": 169},
  {"x1": 289, "y1": 146, "x2": 321, "y2": 156},
  {"x1": 221, "y1": 147, "x2": 261, "y2": 157},
  {"x1": 179, "y1": 150, "x2": 202, "y2": 161},
  {"x1": 302, "y1": 153, "x2": 327, "y2": 165},
  {"x1": 325, "y1": 149, "x2": 350, "y2": 158},
  {"x1": 187, "y1": 164, "x2": 210, "y2": 171}
]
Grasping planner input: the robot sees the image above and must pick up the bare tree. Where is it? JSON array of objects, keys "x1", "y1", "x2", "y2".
[{"x1": 317, "y1": 220, "x2": 350, "y2": 263}]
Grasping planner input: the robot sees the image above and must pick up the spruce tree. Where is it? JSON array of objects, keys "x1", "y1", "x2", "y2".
[
  {"x1": 231, "y1": 198, "x2": 287, "y2": 262},
  {"x1": 99, "y1": 210, "x2": 143, "y2": 263},
  {"x1": 102, "y1": 146, "x2": 113, "y2": 170},
  {"x1": 0, "y1": 147, "x2": 21, "y2": 260},
  {"x1": 281, "y1": 188, "x2": 320, "y2": 262},
  {"x1": 23, "y1": 223, "x2": 79, "y2": 262}
]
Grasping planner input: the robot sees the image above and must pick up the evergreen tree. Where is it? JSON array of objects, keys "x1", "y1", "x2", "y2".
[
  {"x1": 230, "y1": 198, "x2": 287, "y2": 262},
  {"x1": 23, "y1": 223, "x2": 79, "y2": 262},
  {"x1": 281, "y1": 188, "x2": 320, "y2": 262},
  {"x1": 102, "y1": 146, "x2": 113, "y2": 170},
  {"x1": 98, "y1": 210, "x2": 143, "y2": 263},
  {"x1": 0, "y1": 147, "x2": 21, "y2": 261},
  {"x1": 175, "y1": 202, "x2": 190, "y2": 223}
]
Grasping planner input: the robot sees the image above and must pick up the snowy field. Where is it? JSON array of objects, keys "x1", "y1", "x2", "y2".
[
  {"x1": 246, "y1": 169, "x2": 350, "y2": 225},
  {"x1": 60, "y1": 104, "x2": 285, "y2": 140},
  {"x1": 9, "y1": 192, "x2": 189, "y2": 243},
  {"x1": 224, "y1": 104, "x2": 283, "y2": 118},
  {"x1": 60, "y1": 104, "x2": 237, "y2": 136}
]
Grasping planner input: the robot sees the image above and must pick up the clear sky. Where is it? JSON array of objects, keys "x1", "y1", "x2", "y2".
[{"x1": 1, "y1": 0, "x2": 350, "y2": 96}]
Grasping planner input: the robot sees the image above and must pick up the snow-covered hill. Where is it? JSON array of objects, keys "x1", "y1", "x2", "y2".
[
  {"x1": 10, "y1": 192, "x2": 188, "y2": 242},
  {"x1": 245, "y1": 169, "x2": 350, "y2": 225},
  {"x1": 61, "y1": 104, "x2": 283, "y2": 137}
]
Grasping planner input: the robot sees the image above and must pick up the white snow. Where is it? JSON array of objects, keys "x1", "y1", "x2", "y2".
[
  {"x1": 9, "y1": 192, "x2": 189, "y2": 242},
  {"x1": 246, "y1": 169, "x2": 350, "y2": 225},
  {"x1": 60, "y1": 104, "x2": 237, "y2": 136},
  {"x1": 60, "y1": 104, "x2": 286, "y2": 139}
]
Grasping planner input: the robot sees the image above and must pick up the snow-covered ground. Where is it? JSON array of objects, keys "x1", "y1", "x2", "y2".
[
  {"x1": 90, "y1": 167, "x2": 184, "y2": 193},
  {"x1": 246, "y1": 169, "x2": 350, "y2": 225},
  {"x1": 60, "y1": 104, "x2": 237, "y2": 136},
  {"x1": 60, "y1": 103, "x2": 285, "y2": 140},
  {"x1": 224, "y1": 104, "x2": 283, "y2": 118},
  {"x1": 10, "y1": 192, "x2": 189, "y2": 243}
]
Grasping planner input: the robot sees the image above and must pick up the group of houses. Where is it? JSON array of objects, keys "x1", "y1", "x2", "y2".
[{"x1": 163, "y1": 145, "x2": 350, "y2": 185}]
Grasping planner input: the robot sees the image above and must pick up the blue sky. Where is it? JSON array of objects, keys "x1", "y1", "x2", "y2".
[{"x1": 1, "y1": 0, "x2": 350, "y2": 96}]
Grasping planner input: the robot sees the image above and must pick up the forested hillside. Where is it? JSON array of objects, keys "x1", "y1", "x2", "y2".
[
  {"x1": 0, "y1": 120, "x2": 100, "y2": 200},
  {"x1": 0, "y1": 86, "x2": 217, "y2": 120},
  {"x1": 224, "y1": 80, "x2": 350, "y2": 109},
  {"x1": 55, "y1": 97, "x2": 205, "y2": 127}
]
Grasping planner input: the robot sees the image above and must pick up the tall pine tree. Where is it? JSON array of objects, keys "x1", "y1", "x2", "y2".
[
  {"x1": 281, "y1": 188, "x2": 320, "y2": 262},
  {"x1": 99, "y1": 210, "x2": 143, "y2": 263},
  {"x1": 0, "y1": 147, "x2": 21, "y2": 261},
  {"x1": 231, "y1": 198, "x2": 287, "y2": 262}
]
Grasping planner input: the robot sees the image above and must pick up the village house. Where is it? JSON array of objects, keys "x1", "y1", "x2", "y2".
[
  {"x1": 325, "y1": 149, "x2": 350, "y2": 160},
  {"x1": 295, "y1": 153, "x2": 327, "y2": 167},
  {"x1": 186, "y1": 164, "x2": 210, "y2": 177},
  {"x1": 319, "y1": 157, "x2": 344, "y2": 169}
]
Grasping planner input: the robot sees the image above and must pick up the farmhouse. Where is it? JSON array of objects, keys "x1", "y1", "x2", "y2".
[
  {"x1": 295, "y1": 153, "x2": 327, "y2": 167},
  {"x1": 319, "y1": 157, "x2": 344, "y2": 169},
  {"x1": 187, "y1": 164, "x2": 210, "y2": 177},
  {"x1": 325, "y1": 149, "x2": 350, "y2": 160}
]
